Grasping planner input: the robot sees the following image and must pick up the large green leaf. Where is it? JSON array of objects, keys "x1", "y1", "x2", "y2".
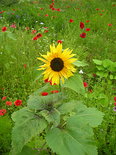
[
  {"x1": 57, "y1": 100, "x2": 77, "y2": 114},
  {"x1": 27, "y1": 93, "x2": 63, "y2": 110},
  {"x1": 73, "y1": 60, "x2": 88, "y2": 67},
  {"x1": 74, "y1": 104, "x2": 104, "y2": 127},
  {"x1": 46, "y1": 116, "x2": 97, "y2": 155},
  {"x1": 11, "y1": 108, "x2": 47, "y2": 155},
  {"x1": 39, "y1": 108, "x2": 60, "y2": 127},
  {"x1": 63, "y1": 74, "x2": 85, "y2": 95},
  {"x1": 93, "y1": 59, "x2": 102, "y2": 65}
]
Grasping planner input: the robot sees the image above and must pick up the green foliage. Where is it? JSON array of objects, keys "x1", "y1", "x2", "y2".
[
  {"x1": 0, "y1": 0, "x2": 19, "y2": 6},
  {"x1": 45, "y1": 103, "x2": 104, "y2": 155},
  {"x1": 0, "y1": 116, "x2": 12, "y2": 154},
  {"x1": 63, "y1": 74, "x2": 85, "y2": 95},
  {"x1": 11, "y1": 108, "x2": 48, "y2": 154},
  {"x1": 93, "y1": 59, "x2": 116, "y2": 79}
]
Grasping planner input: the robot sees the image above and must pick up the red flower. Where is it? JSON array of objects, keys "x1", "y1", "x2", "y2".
[
  {"x1": 2, "y1": 96, "x2": 7, "y2": 101},
  {"x1": 56, "y1": 8, "x2": 61, "y2": 11},
  {"x1": 89, "y1": 89, "x2": 93, "y2": 93},
  {"x1": 114, "y1": 103, "x2": 116, "y2": 106},
  {"x1": 44, "y1": 79, "x2": 50, "y2": 83},
  {"x1": 36, "y1": 33, "x2": 42, "y2": 38},
  {"x1": 114, "y1": 97, "x2": 116, "y2": 102},
  {"x1": 85, "y1": 28, "x2": 90, "y2": 31},
  {"x1": 10, "y1": 24, "x2": 16, "y2": 28},
  {"x1": 99, "y1": 14, "x2": 103, "y2": 16},
  {"x1": 57, "y1": 40, "x2": 62, "y2": 44},
  {"x1": 23, "y1": 64, "x2": 27, "y2": 68},
  {"x1": 14, "y1": 100, "x2": 22, "y2": 106},
  {"x1": 25, "y1": 27, "x2": 30, "y2": 30},
  {"x1": 50, "y1": 81, "x2": 57, "y2": 85},
  {"x1": 41, "y1": 92, "x2": 48, "y2": 96},
  {"x1": 86, "y1": 20, "x2": 90, "y2": 23},
  {"x1": 0, "y1": 109, "x2": 6, "y2": 116},
  {"x1": 31, "y1": 30, "x2": 37, "y2": 34},
  {"x1": 40, "y1": 8, "x2": 44, "y2": 10},
  {"x1": 83, "y1": 82, "x2": 88, "y2": 87},
  {"x1": 51, "y1": 8, "x2": 55, "y2": 10},
  {"x1": 108, "y1": 24, "x2": 112, "y2": 26},
  {"x1": 44, "y1": 30, "x2": 48, "y2": 33},
  {"x1": 32, "y1": 36, "x2": 38, "y2": 40},
  {"x1": 93, "y1": 73, "x2": 96, "y2": 77},
  {"x1": 80, "y1": 22, "x2": 84, "y2": 29},
  {"x1": 6, "y1": 101, "x2": 12, "y2": 106},
  {"x1": 69, "y1": 19, "x2": 74, "y2": 23},
  {"x1": 45, "y1": 14, "x2": 49, "y2": 17},
  {"x1": 96, "y1": 8, "x2": 100, "y2": 11},
  {"x1": 2, "y1": 27, "x2": 7, "y2": 32},
  {"x1": 80, "y1": 32, "x2": 86, "y2": 38},
  {"x1": 51, "y1": 90, "x2": 59, "y2": 94}
]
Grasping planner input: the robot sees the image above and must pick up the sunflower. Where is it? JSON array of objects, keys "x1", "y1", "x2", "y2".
[{"x1": 37, "y1": 44, "x2": 77, "y2": 85}]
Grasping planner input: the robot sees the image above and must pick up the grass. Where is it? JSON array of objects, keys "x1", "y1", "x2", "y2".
[{"x1": 0, "y1": 0, "x2": 116, "y2": 154}]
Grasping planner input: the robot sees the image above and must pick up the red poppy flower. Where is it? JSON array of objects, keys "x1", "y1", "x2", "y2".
[
  {"x1": 56, "y1": 8, "x2": 61, "y2": 11},
  {"x1": 85, "y1": 28, "x2": 90, "y2": 31},
  {"x1": 14, "y1": 100, "x2": 22, "y2": 106},
  {"x1": 57, "y1": 40, "x2": 62, "y2": 44},
  {"x1": 99, "y1": 14, "x2": 103, "y2": 16},
  {"x1": 0, "y1": 109, "x2": 6, "y2": 116},
  {"x1": 80, "y1": 22, "x2": 84, "y2": 29},
  {"x1": 2, "y1": 96, "x2": 7, "y2": 101},
  {"x1": 96, "y1": 8, "x2": 100, "y2": 11},
  {"x1": 36, "y1": 33, "x2": 42, "y2": 38},
  {"x1": 69, "y1": 19, "x2": 74, "y2": 23},
  {"x1": 45, "y1": 14, "x2": 49, "y2": 17},
  {"x1": 0, "y1": 11, "x2": 5, "y2": 14},
  {"x1": 51, "y1": 90, "x2": 59, "y2": 94},
  {"x1": 2, "y1": 27, "x2": 7, "y2": 32},
  {"x1": 44, "y1": 30, "x2": 48, "y2": 33},
  {"x1": 89, "y1": 89, "x2": 93, "y2": 93},
  {"x1": 32, "y1": 36, "x2": 38, "y2": 40},
  {"x1": 114, "y1": 103, "x2": 116, "y2": 106},
  {"x1": 80, "y1": 33, "x2": 86, "y2": 38},
  {"x1": 6, "y1": 101, "x2": 12, "y2": 106},
  {"x1": 41, "y1": 92, "x2": 48, "y2": 96},
  {"x1": 51, "y1": 8, "x2": 55, "y2": 10},
  {"x1": 114, "y1": 97, "x2": 116, "y2": 102},
  {"x1": 86, "y1": 20, "x2": 90, "y2": 23},
  {"x1": 40, "y1": 8, "x2": 44, "y2": 10},
  {"x1": 23, "y1": 64, "x2": 27, "y2": 68},
  {"x1": 83, "y1": 82, "x2": 88, "y2": 87},
  {"x1": 44, "y1": 79, "x2": 50, "y2": 83},
  {"x1": 108, "y1": 24, "x2": 112, "y2": 26},
  {"x1": 50, "y1": 81, "x2": 57, "y2": 85},
  {"x1": 10, "y1": 24, "x2": 16, "y2": 28},
  {"x1": 25, "y1": 27, "x2": 30, "y2": 30},
  {"x1": 31, "y1": 30, "x2": 37, "y2": 34},
  {"x1": 93, "y1": 73, "x2": 96, "y2": 77}
]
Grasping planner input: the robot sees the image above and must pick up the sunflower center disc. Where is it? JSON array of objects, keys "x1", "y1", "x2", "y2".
[{"x1": 50, "y1": 58, "x2": 64, "y2": 72}]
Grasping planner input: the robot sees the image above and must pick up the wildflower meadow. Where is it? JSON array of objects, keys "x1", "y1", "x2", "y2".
[{"x1": 0, "y1": 0, "x2": 116, "y2": 155}]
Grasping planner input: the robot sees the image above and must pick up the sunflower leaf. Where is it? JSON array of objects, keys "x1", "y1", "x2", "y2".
[
  {"x1": 73, "y1": 60, "x2": 88, "y2": 67},
  {"x1": 39, "y1": 108, "x2": 60, "y2": 127},
  {"x1": 63, "y1": 74, "x2": 85, "y2": 94},
  {"x1": 11, "y1": 108, "x2": 47, "y2": 155},
  {"x1": 46, "y1": 115, "x2": 97, "y2": 155},
  {"x1": 27, "y1": 93, "x2": 63, "y2": 110}
]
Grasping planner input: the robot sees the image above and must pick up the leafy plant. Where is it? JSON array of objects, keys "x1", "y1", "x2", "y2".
[
  {"x1": 93, "y1": 59, "x2": 116, "y2": 80},
  {"x1": 11, "y1": 74, "x2": 104, "y2": 155}
]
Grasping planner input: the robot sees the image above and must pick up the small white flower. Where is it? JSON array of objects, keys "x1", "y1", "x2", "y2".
[
  {"x1": 35, "y1": 21, "x2": 38, "y2": 23},
  {"x1": 79, "y1": 70, "x2": 84, "y2": 74},
  {"x1": 40, "y1": 22, "x2": 44, "y2": 25}
]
